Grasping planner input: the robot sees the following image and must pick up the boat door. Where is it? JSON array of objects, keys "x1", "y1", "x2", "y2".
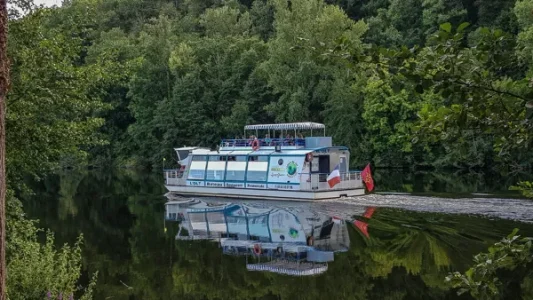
[
  {"x1": 318, "y1": 156, "x2": 330, "y2": 182},
  {"x1": 339, "y1": 155, "x2": 348, "y2": 173}
]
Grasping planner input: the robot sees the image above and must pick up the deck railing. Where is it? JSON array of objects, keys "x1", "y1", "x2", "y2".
[
  {"x1": 221, "y1": 138, "x2": 305, "y2": 147},
  {"x1": 298, "y1": 171, "x2": 363, "y2": 191},
  {"x1": 164, "y1": 169, "x2": 363, "y2": 191},
  {"x1": 164, "y1": 169, "x2": 186, "y2": 186}
]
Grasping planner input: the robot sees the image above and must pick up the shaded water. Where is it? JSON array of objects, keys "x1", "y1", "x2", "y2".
[{"x1": 19, "y1": 169, "x2": 533, "y2": 299}]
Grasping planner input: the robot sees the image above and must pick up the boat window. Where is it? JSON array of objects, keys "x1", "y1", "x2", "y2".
[
  {"x1": 192, "y1": 155, "x2": 207, "y2": 161},
  {"x1": 188, "y1": 169, "x2": 205, "y2": 180},
  {"x1": 246, "y1": 170, "x2": 267, "y2": 182},
  {"x1": 206, "y1": 170, "x2": 224, "y2": 180},
  {"x1": 226, "y1": 216, "x2": 239, "y2": 224},
  {"x1": 249, "y1": 215, "x2": 267, "y2": 224},
  {"x1": 225, "y1": 170, "x2": 245, "y2": 181},
  {"x1": 227, "y1": 156, "x2": 245, "y2": 161},
  {"x1": 248, "y1": 156, "x2": 268, "y2": 162},
  {"x1": 209, "y1": 156, "x2": 227, "y2": 161},
  {"x1": 206, "y1": 212, "x2": 225, "y2": 224},
  {"x1": 189, "y1": 213, "x2": 206, "y2": 223}
]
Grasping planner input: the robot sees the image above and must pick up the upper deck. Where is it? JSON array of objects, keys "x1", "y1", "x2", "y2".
[{"x1": 221, "y1": 122, "x2": 330, "y2": 150}]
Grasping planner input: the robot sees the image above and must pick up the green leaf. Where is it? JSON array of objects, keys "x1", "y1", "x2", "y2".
[
  {"x1": 440, "y1": 23, "x2": 452, "y2": 33},
  {"x1": 508, "y1": 228, "x2": 520, "y2": 239},
  {"x1": 457, "y1": 288, "x2": 469, "y2": 295},
  {"x1": 457, "y1": 22, "x2": 470, "y2": 33}
]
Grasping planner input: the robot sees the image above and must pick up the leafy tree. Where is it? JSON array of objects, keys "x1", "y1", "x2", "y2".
[
  {"x1": 159, "y1": 36, "x2": 269, "y2": 154},
  {"x1": 6, "y1": 191, "x2": 97, "y2": 299},
  {"x1": 200, "y1": 3, "x2": 252, "y2": 37},
  {"x1": 7, "y1": 7, "x2": 109, "y2": 180},
  {"x1": 361, "y1": 77, "x2": 421, "y2": 166},
  {"x1": 364, "y1": 0, "x2": 423, "y2": 47},
  {"x1": 260, "y1": 0, "x2": 367, "y2": 122},
  {"x1": 510, "y1": 181, "x2": 533, "y2": 198},
  {"x1": 446, "y1": 229, "x2": 533, "y2": 299},
  {"x1": 421, "y1": 0, "x2": 466, "y2": 37},
  {"x1": 127, "y1": 15, "x2": 177, "y2": 167},
  {"x1": 476, "y1": 0, "x2": 518, "y2": 32},
  {"x1": 84, "y1": 28, "x2": 140, "y2": 164},
  {"x1": 249, "y1": 0, "x2": 274, "y2": 40},
  {"x1": 350, "y1": 23, "x2": 533, "y2": 168}
]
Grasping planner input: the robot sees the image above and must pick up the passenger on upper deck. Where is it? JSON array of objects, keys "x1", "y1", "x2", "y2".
[
  {"x1": 285, "y1": 134, "x2": 294, "y2": 146},
  {"x1": 264, "y1": 134, "x2": 272, "y2": 146}
]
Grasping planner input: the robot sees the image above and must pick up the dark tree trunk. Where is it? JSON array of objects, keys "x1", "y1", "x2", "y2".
[{"x1": 0, "y1": 0, "x2": 8, "y2": 298}]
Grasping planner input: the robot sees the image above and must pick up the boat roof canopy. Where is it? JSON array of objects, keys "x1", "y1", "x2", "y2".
[
  {"x1": 198, "y1": 149, "x2": 315, "y2": 156},
  {"x1": 191, "y1": 146, "x2": 348, "y2": 156},
  {"x1": 244, "y1": 122, "x2": 325, "y2": 131}
]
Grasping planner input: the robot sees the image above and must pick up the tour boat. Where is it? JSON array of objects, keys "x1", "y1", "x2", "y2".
[{"x1": 164, "y1": 122, "x2": 365, "y2": 200}]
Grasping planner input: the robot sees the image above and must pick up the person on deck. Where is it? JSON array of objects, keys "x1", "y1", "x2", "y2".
[
  {"x1": 296, "y1": 133, "x2": 304, "y2": 146},
  {"x1": 264, "y1": 134, "x2": 272, "y2": 146},
  {"x1": 286, "y1": 134, "x2": 293, "y2": 146}
]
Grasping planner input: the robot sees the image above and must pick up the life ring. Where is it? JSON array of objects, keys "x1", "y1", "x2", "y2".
[
  {"x1": 306, "y1": 152, "x2": 313, "y2": 162},
  {"x1": 253, "y1": 244, "x2": 262, "y2": 255},
  {"x1": 252, "y1": 139, "x2": 260, "y2": 151}
]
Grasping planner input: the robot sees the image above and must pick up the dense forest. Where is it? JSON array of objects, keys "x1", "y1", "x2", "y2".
[
  {"x1": 6, "y1": 0, "x2": 533, "y2": 174},
  {"x1": 4, "y1": 0, "x2": 533, "y2": 297}
]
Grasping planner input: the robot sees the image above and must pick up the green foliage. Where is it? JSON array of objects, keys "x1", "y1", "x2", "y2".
[
  {"x1": 8, "y1": 0, "x2": 530, "y2": 170},
  {"x1": 361, "y1": 77, "x2": 421, "y2": 166},
  {"x1": 7, "y1": 5, "x2": 116, "y2": 179},
  {"x1": 445, "y1": 229, "x2": 533, "y2": 299},
  {"x1": 6, "y1": 190, "x2": 97, "y2": 299},
  {"x1": 6, "y1": 1, "x2": 533, "y2": 298},
  {"x1": 260, "y1": 0, "x2": 367, "y2": 122},
  {"x1": 355, "y1": 22, "x2": 533, "y2": 168},
  {"x1": 200, "y1": 4, "x2": 252, "y2": 37},
  {"x1": 510, "y1": 181, "x2": 533, "y2": 198}
]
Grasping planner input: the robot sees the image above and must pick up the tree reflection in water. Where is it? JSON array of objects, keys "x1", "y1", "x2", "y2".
[{"x1": 18, "y1": 169, "x2": 533, "y2": 299}]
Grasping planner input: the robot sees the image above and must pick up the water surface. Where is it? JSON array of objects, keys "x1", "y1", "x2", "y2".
[{"x1": 19, "y1": 169, "x2": 533, "y2": 299}]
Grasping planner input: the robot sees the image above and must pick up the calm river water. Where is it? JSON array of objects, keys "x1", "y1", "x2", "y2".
[{"x1": 19, "y1": 169, "x2": 533, "y2": 299}]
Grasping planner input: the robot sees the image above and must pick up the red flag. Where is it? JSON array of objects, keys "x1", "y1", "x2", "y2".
[
  {"x1": 363, "y1": 207, "x2": 376, "y2": 219},
  {"x1": 361, "y1": 164, "x2": 374, "y2": 192},
  {"x1": 354, "y1": 220, "x2": 369, "y2": 238}
]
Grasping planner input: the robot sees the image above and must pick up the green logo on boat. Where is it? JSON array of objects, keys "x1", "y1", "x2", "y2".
[
  {"x1": 289, "y1": 228, "x2": 299, "y2": 238},
  {"x1": 286, "y1": 161, "x2": 298, "y2": 177}
]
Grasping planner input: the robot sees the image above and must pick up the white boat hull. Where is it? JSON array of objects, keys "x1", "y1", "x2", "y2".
[{"x1": 165, "y1": 185, "x2": 365, "y2": 201}]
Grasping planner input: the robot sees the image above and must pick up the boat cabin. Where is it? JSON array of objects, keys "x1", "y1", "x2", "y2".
[{"x1": 164, "y1": 122, "x2": 363, "y2": 196}]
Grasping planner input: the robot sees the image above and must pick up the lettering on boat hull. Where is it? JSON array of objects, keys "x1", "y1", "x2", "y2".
[
  {"x1": 187, "y1": 180, "x2": 205, "y2": 186},
  {"x1": 246, "y1": 183, "x2": 266, "y2": 189},
  {"x1": 225, "y1": 183, "x2": 245, "y2": 188}
]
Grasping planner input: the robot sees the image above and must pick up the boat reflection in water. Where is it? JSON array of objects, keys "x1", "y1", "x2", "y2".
[{"x1": 164, "y1": 199, "x2": 370, "y2": 276}]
